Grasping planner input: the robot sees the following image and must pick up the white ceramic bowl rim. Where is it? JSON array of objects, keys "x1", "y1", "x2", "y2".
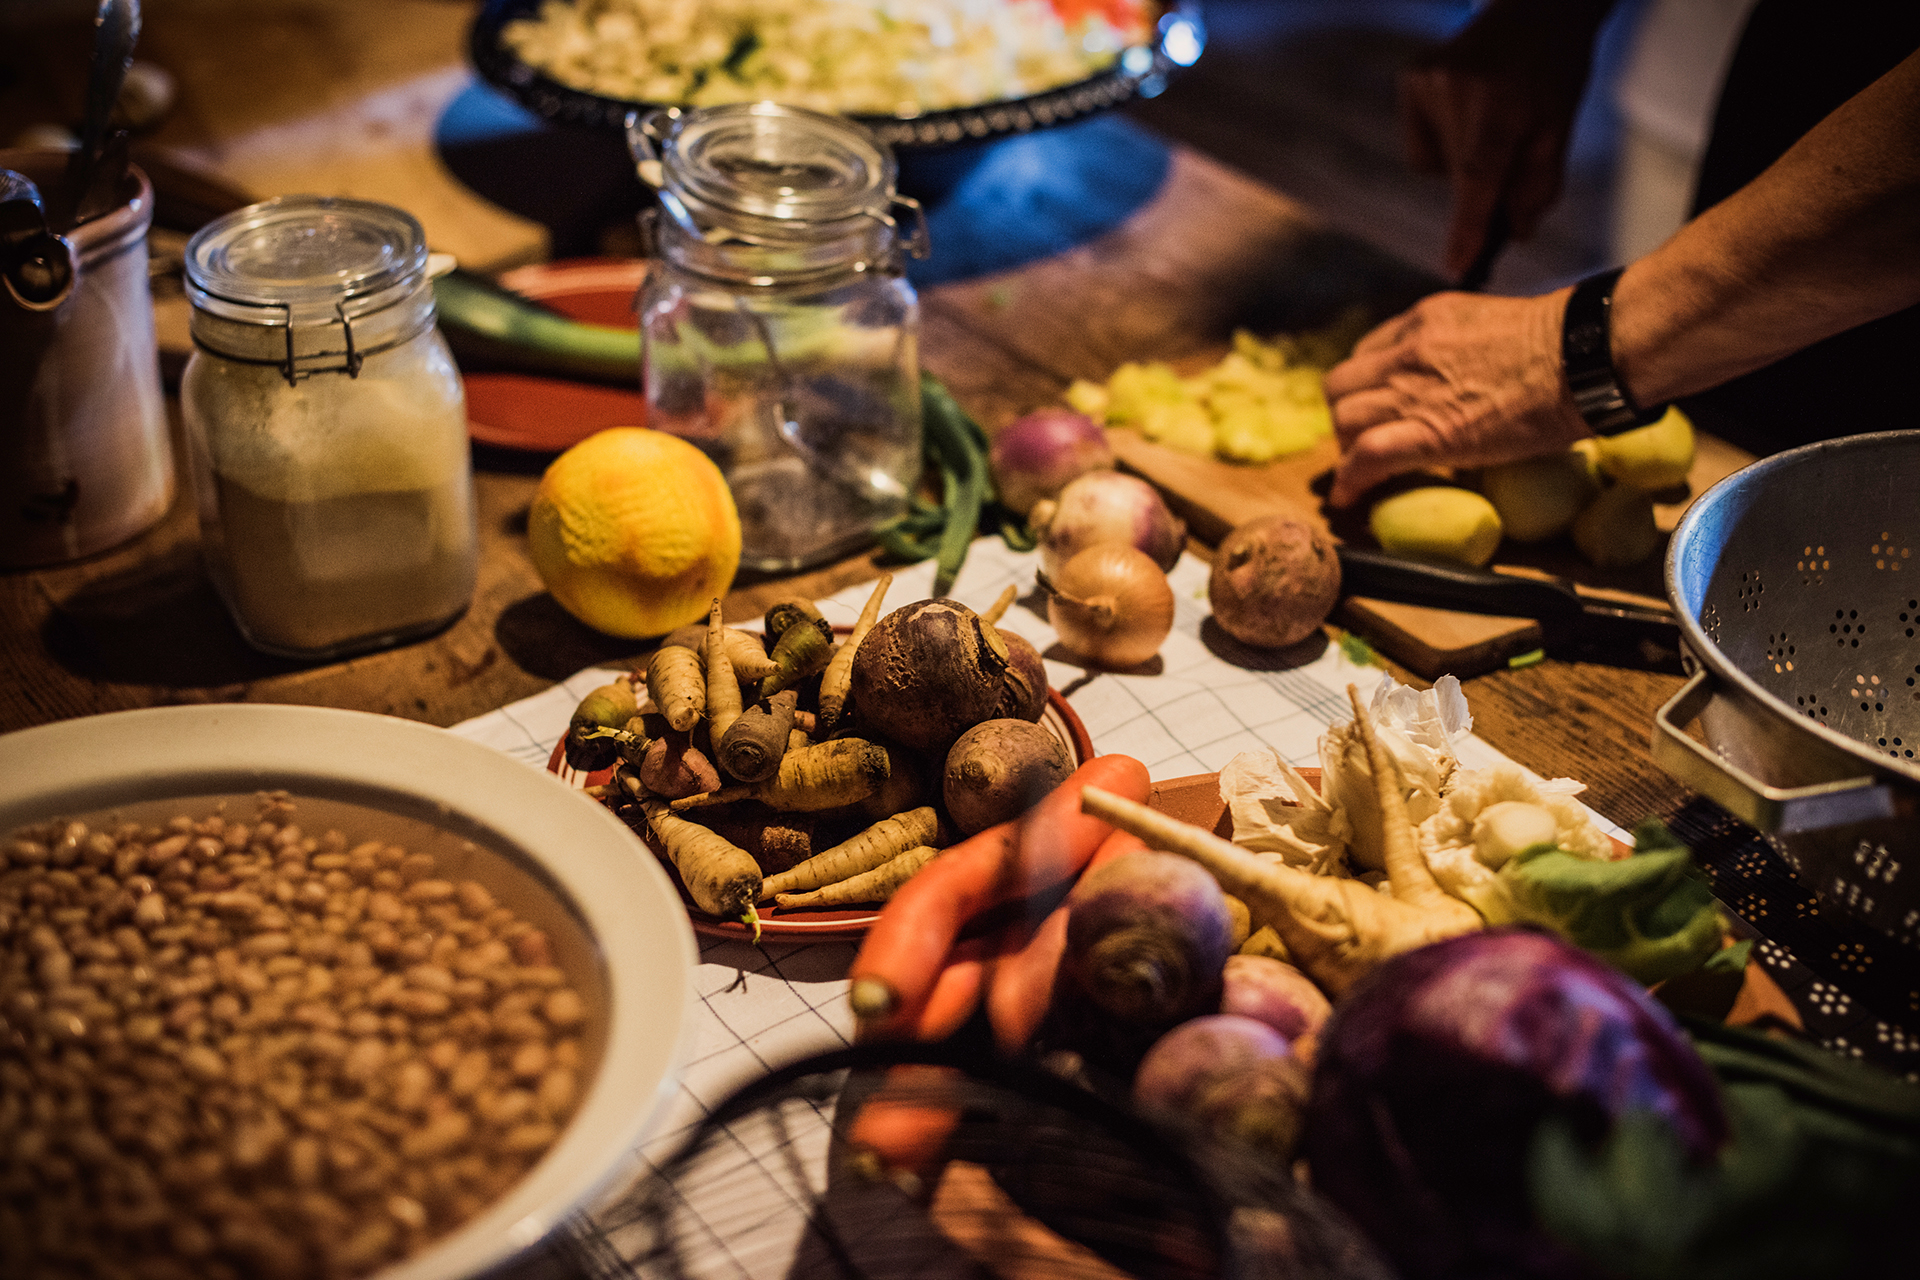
[{"x1": 0, "y1": 703, "x2": 698, "y2": 1280}]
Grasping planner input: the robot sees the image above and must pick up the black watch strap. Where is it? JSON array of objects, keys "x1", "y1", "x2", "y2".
[{"x1": 1562, "y1": 268, "x2": 1664, "y2": 435}]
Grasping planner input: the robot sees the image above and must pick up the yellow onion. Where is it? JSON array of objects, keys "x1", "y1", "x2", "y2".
[{"x1": 1040, "y1": 543, "x2": 1176, "y2": 670}]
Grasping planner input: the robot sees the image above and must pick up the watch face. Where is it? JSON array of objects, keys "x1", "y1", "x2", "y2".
[{"x1": 1565, "y1": 312, "x2": 1609, "y2": 363}]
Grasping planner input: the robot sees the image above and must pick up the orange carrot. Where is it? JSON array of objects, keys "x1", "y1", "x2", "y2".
[
  {"x1": 848, "y1": 753, "x2": 1150, "y2": 1038},
  {"x1": 982, "y1": 827, "x2": 1148, "y2": 1055},
  {"x1": 901, "y1": 936, "x2": 995, "y2": 1044},
  {"x1": 843, "y1": 1063, "x2": 965, "y2": 1192}
]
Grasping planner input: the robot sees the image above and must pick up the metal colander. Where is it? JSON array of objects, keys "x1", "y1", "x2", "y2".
[{"x1": 1657, "y1": 429, "x2": 1920, "y2": 949}]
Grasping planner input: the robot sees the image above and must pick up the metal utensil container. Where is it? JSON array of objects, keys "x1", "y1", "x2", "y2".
[{"x1": 1656, "y1": 429, "x2": 1920, "y2": 948}]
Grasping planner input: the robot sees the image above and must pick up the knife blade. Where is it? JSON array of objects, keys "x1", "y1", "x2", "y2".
[{"x1": 1335, "y1": 545, "x2": 1683, "y2": 672}]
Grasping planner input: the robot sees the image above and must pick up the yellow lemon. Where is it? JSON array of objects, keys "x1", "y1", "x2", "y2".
[{"x1": 528, "y1": 427, "x2": 741, "y2": 639}]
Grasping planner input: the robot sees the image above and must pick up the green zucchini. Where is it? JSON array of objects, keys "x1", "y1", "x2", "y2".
[{"x1": 431, "y1": 268, "x2": 641, "y2": 384}]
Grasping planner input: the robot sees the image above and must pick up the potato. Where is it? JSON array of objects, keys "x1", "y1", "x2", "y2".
[
  {"x1": 1594, "y1": 406, "x2": 1696, "y2": 492},
  {"x1": 1571, "y1": 481, "x2": 1662, "y2": 567},
  {"x1": 1207, "y1": 514, "x2": 1341, "y2": 648},
  {"x1": 1479, "y1": 450, "x2": 1601, "y2": 543},
  {"x1": 1368, "y1": 486, "x2": 1503, "y2": 567}
]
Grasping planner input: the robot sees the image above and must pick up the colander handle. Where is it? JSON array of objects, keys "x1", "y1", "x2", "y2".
[{"x1": 1651, "y1": 670, "x2": 1896, "y2": 834}]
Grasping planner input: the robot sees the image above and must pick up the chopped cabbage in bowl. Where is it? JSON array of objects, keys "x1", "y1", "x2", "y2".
[{"x1": 499, "y1": 0, "x2": 1152, "y2": 116}]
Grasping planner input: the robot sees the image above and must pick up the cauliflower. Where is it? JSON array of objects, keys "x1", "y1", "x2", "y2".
[
  {"x1": 1220, "y1": 675, "x2": 1474, "y2": 878},
  {"x1": 1319, "y1": 675, "x2": 1471, "y2": 873},
  {"x1": 1417, "y1": 763, "x2": 1616, "y2": 922}
]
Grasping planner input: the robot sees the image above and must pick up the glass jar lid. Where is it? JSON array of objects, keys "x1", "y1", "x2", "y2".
[
  {"x1": 184, "y1": 195, "x2": 429, "y2": 326},
  {"x1": 652, "y1": 103, "x2": 897, "y2": 231}
]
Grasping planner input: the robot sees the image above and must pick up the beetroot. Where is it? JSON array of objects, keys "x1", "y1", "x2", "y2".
[
  {"x1": 848, "y1": 599, "x2": 1009, "y2": 757},
  {"x1": 942, "y1": 718, "x2": 1073, "y2": 836},
  {"x1": 1207, "y1": 514, "x2": 1340, "y2": 650},
  {"x1": 990, "y1": 629, "x2": 1048, "y2": 722},
  {"x1": 1219, "y1": 954, "x2": 1332, "y2": 1048}
]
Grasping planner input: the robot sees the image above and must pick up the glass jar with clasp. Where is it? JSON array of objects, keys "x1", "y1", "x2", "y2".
[
  {"x1": 179, "y1": 195, "x2": 478, "y2": 659},
  {"x1": 628, "y1": 103, "x2": 929, "y2": 575}
]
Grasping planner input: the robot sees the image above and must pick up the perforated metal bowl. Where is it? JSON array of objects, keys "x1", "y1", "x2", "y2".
[{"x1": 1656, "y1": 429, "x2": 1920, "y2": 949}]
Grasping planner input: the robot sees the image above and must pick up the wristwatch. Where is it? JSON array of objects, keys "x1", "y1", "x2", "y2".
[{"x1": 1562, "y1": 267, "x2": 1666, "y2": 434}]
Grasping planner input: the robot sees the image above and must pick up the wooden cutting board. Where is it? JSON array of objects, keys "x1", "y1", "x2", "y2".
[{"x1": 1106, "y1": 426, "x2": 1756, "y2": 678}]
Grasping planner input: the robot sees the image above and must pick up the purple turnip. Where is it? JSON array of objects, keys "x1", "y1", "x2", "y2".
[
  {"x1": 989, "y1": 407, "x2": 1115, "y2": 517},
  {"x1": 1219, "y1": 954, "x2": 1332, "y2": 1051},
  {"x1": 1057, "y1": 850, "x2": 1234, "y2": 1056},
  {"x1": 1133, "y1": 1014, "x2": 1310, "y2": 1161},
  {"x1": 1029, "y1": 470, "x2": 1187, "y2": 578},
  {"x1": 1303, "y1": 929, "x2": 1730, "y2": 1280}
]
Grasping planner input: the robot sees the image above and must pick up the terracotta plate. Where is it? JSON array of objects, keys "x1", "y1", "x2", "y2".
[
  {"x1": 548, "y1": 672, "x2": 1095, "y2": 944},
  {"x1": 464, "y1": 258, "x2": 648, "y2": 453}
]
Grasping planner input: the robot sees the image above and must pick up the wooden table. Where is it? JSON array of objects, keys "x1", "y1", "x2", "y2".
[{"x1": 0, "y1": 1, "x2": 1699, "y2": 833}]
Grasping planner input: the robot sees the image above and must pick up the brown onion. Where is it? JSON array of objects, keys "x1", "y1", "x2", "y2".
[{"x1": 1040, "y1": 543, "x2": 1176, "y2": 670}]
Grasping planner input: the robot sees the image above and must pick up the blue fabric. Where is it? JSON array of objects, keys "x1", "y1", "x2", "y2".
[
  {"x1": 906, "y1": 115, "x2": 1172, "y2": 287},
  {"x1": 436, "y1": 82, "x2": 1170, "y2": 284}
]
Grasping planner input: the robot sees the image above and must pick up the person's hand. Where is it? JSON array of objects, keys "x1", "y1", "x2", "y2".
[
  {"x1": 1401, "y1": 0, "x2": 1614, "y2": 280},
  {"x1": 1323, "y1": 289, "x2": 1588, "y2": 507}
]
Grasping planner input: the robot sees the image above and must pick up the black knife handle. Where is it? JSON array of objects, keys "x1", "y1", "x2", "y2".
[{"x1": 1335, "y1": 545, "x2": 1584, "y2": 624}]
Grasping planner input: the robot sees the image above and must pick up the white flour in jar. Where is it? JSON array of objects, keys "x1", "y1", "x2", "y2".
[{"x1": 184, "y1": 343, "x2": 476, "y2": 657}]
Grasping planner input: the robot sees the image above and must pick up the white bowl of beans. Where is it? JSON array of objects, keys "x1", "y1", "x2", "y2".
[{"x1": 0, "y1": 703, "x2": 698, "y2": 1280}]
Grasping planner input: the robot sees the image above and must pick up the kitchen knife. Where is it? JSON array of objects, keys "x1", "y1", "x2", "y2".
[{"x1": 1335, "y1": 545, "x2": 1683, "y2": 672}]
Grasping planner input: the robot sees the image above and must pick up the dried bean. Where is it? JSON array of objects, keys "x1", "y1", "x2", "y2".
[{"x1": 2, "y1": 796, "x2": 595, "y2": 1280}]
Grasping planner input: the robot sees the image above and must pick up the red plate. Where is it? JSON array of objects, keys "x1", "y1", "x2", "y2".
[
  {"x1": 464, "y1": 258, "x2": 649, "y2": 453},
  {"x1": 548, "y1": 679, "x2": 1096, "y2": 943}
]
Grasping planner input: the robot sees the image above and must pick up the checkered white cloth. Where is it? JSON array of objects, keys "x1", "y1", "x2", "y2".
[{"x1": 451, "y1": 537, "x2": 1624, "y2": 1276}]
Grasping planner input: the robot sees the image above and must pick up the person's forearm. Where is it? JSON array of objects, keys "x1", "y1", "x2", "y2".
[{"x1": 1611, "y1": 46, "x2": 1920, "y2": 406}]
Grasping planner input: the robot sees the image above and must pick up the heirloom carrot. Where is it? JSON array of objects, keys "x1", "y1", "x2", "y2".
[
  {"x1": 701, "y1": 626, "x2": 779, "y2": 684},
  {"x1": 758, "y1": 806, "x2": 939, "y2": 901},
  {"x1": 903, "y1": 935, "x2": 996, "y2": 1044},
  {"x1": 704, "y1": 598, "x2": 742, "y2": 748},
  {"x1": 670, "y1": 738, "x2": 891, "y2": 812},
  {"x1": 848, "y1": 753, "x2": 1150, "y2": 1037},
  {"x1": 646, "y1": 642, "x2": 704, "y2": 732},
  {"x1": 642, "y1": 799, "x2": 762, "y2": 938}
]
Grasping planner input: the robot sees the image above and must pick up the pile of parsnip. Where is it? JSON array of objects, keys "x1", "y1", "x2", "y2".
[{"x1": 565, "y1": 576, "x2": 1076, "y2": 935}]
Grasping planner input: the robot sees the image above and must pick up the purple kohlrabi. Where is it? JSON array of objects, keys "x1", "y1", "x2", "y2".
[{"x1": 1303, "y1": 928, "x2": 1728, "y2": 1280}]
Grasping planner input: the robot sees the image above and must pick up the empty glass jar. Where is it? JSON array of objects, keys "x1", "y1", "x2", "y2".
[
  {"x1": 629, "y1": 103, "x2": 928, "y2": 574},
  {"x1": 180, "y1": 196, "x2": 477, "y2": 659}
]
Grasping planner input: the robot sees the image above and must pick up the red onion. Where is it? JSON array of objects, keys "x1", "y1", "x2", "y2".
[
  {"x1": 988, "y1": 407, "x2": 1115, "y2": 516},
  {"x1": 1029, "y1": 470, "x2": 1186, "y2": 578}
]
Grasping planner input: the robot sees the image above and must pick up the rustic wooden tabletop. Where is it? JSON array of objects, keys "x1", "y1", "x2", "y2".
[{"x1": 0, "y1": 0, "x2": 1700, "y2": 832}]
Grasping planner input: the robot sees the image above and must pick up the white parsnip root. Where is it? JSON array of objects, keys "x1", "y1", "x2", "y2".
[
  {"x1": 758, "y1": 805, "x2": 939, "y2": 901},
  {"x1": 1079, "y1": 689, "x2": 1481, "y2": 1000},
  {"x1": 817, "y1": 573, "x2": 892, "y2": 731}
]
